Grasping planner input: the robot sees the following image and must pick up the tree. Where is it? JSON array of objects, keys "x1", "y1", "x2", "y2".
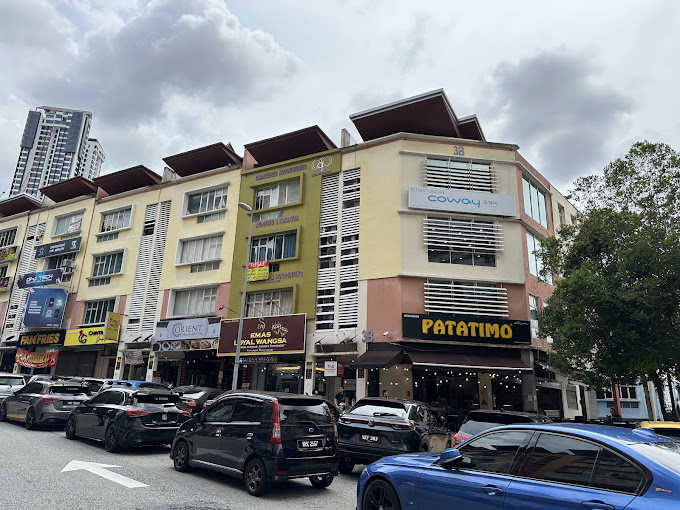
[{"x1": 539, "y1": 142, "x2": 680, "y2": 420}]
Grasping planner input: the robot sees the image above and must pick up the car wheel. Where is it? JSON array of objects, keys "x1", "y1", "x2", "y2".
[
  {"x1": 309, "y1": 474, "x2": 333, "y2": 489},
  {"x1": 244, "y1": 458, "x2": 269, "y2": 496},
  {"x1": 173, "y1": 441, "x2": 191, "y2": 472},
  {"x1": 0, "y1": 402, "x2": 7, "y2": 422},
  {"x1": 65, "y1": 415, "x2": 78, "y2": 440},
  {"x1": 25, "y1": 408, "x2": 38, "y2": 430},
  {"x1": 104, "y1": 424, "x2": 120, "y2": 452},
  {"x1": 362, "y1": 479, "x2": 401, "y2": 510},
  {"x1": 339, "y1": 457, "x2": 354, "y2": 475}
]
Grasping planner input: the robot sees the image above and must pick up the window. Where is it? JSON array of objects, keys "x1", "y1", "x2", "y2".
[
  {"x1": 425, "y1": 280, "x2": 508, "y2": 317},
  {"x1": 566, "y1": 385, "x2": 579, "y2": 410},
  {"x1": 0, "y1": 228, "x2": 17, "y2": 248},
  {"x1": 255, "y1": 180, "x2": 300, "y2": 210},
  {"x1": 523, "y1": 433, "x2": 600, "y2": 486},
  {"x1": 592, "y1": 449, "x2": 643, "y2": 494},
  {"x1": 100, "y1": 208, "x2": 131, "y2": 233},
  {"x1": 230, "y1": 398, "x2": 263, "y2": 422},
  {"x1": 186, "y1": 187, "x2": 227, "y2": 215},
  {"x1": 45, "y1": 252, "x2": 76, "y2": 283},
  {"x1": 558, "y1": 205, "x2": 566, "y2": 228},
  {"x1": 425, "y1": 217, "x2": 500, "y2": 267},
  {"x1": 619, "y1": 386, "x2": 637, "y2": 400},
  {"x1": 53, "y1": 212, "x2": 83, "y2": 236},
  {"x1": 250, "y1": 232, "x2": 297, "y2": 262},
  {"x1": 246, "y1": 289, "x2": 293, "y2": 317},
  {"x1": 424, "y1": 157, "x2": 497, "y2": 192},
  {"x1": 196, "y1": 211, "x2": 225, "y2": 224},
  {"x1": 522, "y1": 176, "x2": 548, "y2": 228},
  {"x1": 92, "y1": 252, "x2": 123, "y2": 280},
  {"x1": 84, "y1": 298, "x2": 115, "y2": 325},
  {"x1": 529, "y1": 295, "x2": 539, "y2": 338},
  {"x1": 178, "y1": 235, "x2": 223, "y2": 267},
  {"x1": 205, "y1": 399, "x2": 235, "y2": 422},
  {"x1": 527, "y1": 231, "x2": 552, "y2": 283},
  {"x1": 0, "y1": 265, "x2": 7, "y2": 278},
  {"x1": 459, "y1": 431, "x2": 530, "y2": 474},
  {"x1": 172, "y1": 287, "x2": 217, "y2": 317},
  {"x1": 252, "y1": 210, "x2": 283, "y2": 223}
]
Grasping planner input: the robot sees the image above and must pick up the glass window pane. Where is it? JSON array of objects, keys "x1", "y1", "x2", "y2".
[
  {"x1": 538, "y1": 191, "x2": 548, "y2": 228},
  {"x1": 530, "y1": 185, "x2": 540, "y2": 222},
  {"x1": 459, "y1": 431, "x2": 529, "y2": 474},
  {"x1": 523, "y1": 434, "x2": 599, "y2": 487},
  {"x1": 592, "y1": 449, "x2": 642, "y2": 494},
  {"x1": 522, "y1": 178, "x2": 531, "y2": 216}
]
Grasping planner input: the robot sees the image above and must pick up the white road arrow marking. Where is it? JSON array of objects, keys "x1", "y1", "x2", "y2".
[{"x1": 61, "y1": 460, "x2": 147, "y2": 488}]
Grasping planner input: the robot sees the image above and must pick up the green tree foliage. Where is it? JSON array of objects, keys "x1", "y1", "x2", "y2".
[{"x1": 539, "y1": 142, "x2": 680, "y2": 419}]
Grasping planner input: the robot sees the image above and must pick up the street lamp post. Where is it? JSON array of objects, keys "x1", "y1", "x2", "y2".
[{"x1": 231, "y1": 202, "x2": 254, "y2": 391}]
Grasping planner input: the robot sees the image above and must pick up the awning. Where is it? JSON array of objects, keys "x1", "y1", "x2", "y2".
[
  {"x1": 406, "y1": 352, "x2": 531, "y2": 371},
  {"x1": 351, "y1": 349, "x2": 403, "y2": 369}
]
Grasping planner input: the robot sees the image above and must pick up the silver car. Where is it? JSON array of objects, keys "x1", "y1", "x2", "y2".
[
  {"x1": 0, "y1": 380, "x2": 91, "y2": 429},
  {"x1": 0, "y1": 373, "x2": 28, "y2": 402}
]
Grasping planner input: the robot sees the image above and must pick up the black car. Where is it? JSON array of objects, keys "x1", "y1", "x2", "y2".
[
  {"x1": 175, "y1": 385, "x2": 225, "y2": 415},
  {"x1": 65, "y1": 388, "x2": 191, "y2": 452},
  {"x1": 337, "y1": 397, "x2": 451, "y2": 474},
  {"x1": 171, "y1": 391, "x2": 339, "y2": 496},
  {"x1": 0, "y1": 380, "x2": 91, "y2": 429},
  {"x1": 453, "y1": 409, "x2": 552, "y2": 444}
]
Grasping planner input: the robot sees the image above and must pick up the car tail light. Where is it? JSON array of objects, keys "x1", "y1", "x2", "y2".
[
  {"x1": 184, "y1": 399, "x2": 197, "y2": 410},
  {"x1": 270, "y1": 400, "x2": 282, "y2": 444},
  {"x1": 326, "y1": 403, "x2": 338, "y2": 442},
  {"x1": 453, "y1": 432, "x2": 468, "y2": 445},
  {"x1": 126, "y1": 409, "x2": 152, "y2": 418},
  {"x1": 390, "y1": 422, "x2": 415, "y2": 430},
  {"x1": 42, "y1": 396, "x2": 61, "y2": 403},
  {"x1": 179, "y1": 410, "x2": 191, "y2": 417}
]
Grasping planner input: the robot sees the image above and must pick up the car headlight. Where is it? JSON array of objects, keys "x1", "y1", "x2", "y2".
[{"x1": 361, "y1": 467, "x2": 368, "y2": 476}]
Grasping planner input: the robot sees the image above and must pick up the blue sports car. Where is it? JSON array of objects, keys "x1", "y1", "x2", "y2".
[{"x1": 357, "y1": 423, "x2": 680, "y2": 510}]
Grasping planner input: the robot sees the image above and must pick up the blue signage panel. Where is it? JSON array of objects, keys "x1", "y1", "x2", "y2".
[
  {"x1": 35, "y1": 237, "x2": 81, "y2": 259},
  {"x1": 23, "y1": 288, "x2": 68, "y2": 328},
  {"x1": 18, "y1": 269, "x2": 63, "y2": 289}
]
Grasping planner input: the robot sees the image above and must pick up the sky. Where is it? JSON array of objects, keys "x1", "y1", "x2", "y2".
[{"x1": 1, "y1": 0, "x2": 679, "y2": 197}]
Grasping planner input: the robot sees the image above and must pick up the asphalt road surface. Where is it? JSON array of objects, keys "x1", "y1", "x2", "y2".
[{"x1": 0, "y1": 421, "x2": 359, "y2": 510}]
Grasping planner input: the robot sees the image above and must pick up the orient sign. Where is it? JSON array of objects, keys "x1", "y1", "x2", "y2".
[
  {"x1": 402, "y1": 313, "x2": 531, "y2": 345},
  {"x1": 155, "y1": 317, "x2": 221, "y2": 341},
  {"x1": 218, "y1": 314, "x2": 306, "y2": 356}
]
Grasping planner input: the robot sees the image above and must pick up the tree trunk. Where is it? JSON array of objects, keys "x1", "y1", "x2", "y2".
[
  {"x1": 649, "y1": 372, "x2": 672, "y2": 421},
  {"x1": 667, "y1": 374, "x2": 679, "y2": 421},
  {"x1": 642, "y1": 377, "x2": 655, "y2": 421}
]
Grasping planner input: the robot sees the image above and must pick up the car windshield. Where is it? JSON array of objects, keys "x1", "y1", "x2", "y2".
[
  {"x1": 0, "y1": 377, "x2": 24, "y2": 385},
  {"x1": 178, "y1": 390, "x2": 207, "y2": 399},
  {"x1": 651, "y1": 428, "x2": 680, "y2": 439},
  {"x1": 50, "y1": 386, "x2": 91, "y2": 395},
  {"x1": 133, "y1": 393, "x2": 185, "y2": 409},
  {"x1": 350, "y1": 402, "x2": 408, "y2": 419},
  {"x1": 459, "y1": 414, "x2": 534, "y2": 435},
  {"x1": 279, "y1": 400, "x2": 332, "y2": 425},
  {"x1": 629, "y1": 441, "x2": 680, "y2": 475}
]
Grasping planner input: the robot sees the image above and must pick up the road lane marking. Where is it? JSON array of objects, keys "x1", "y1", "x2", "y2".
[{"x1": 61, "y1": 460, "x2": 147, "y2": 488}]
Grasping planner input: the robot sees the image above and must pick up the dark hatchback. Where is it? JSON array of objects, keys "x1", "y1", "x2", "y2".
[
  {"x1": 171, "y1": 391, "x2": 339, "y2": 496},
  {"x1": 65, "y1": 388, "x2": 192, "y2": 451},
  {"x1": 337, "y1": 398, "x2": 451, "y2": 474},
  {"x1": 453, "y1": 410, "x2": 552, "y2": 445},
  {"x1": 175, "y1": 385, "x2": 225, "y2": 416}
]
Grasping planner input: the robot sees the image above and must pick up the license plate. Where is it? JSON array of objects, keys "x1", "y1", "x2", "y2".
[
  {"x1": 361, "y1": 434, "x2": 379, "y2": 443},
  {"x1": 298, "y1": 439, "x2": 322, "y2": 449},
  {"x1": 66, "y1": 401, "x2": 80, "y2": 406}
]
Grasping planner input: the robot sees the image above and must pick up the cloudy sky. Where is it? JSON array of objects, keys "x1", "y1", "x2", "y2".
[{"x1": 1, "y1": 0, "x2": 678, "y2": 196}]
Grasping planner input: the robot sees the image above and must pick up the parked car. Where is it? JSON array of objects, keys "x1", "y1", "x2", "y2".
[
  {"x1": 357, "y1": 424, "x2": 680, "y2": 510},
  {"x1": 453, "y1": 410, "x2": 552, "y2": 445},
  {"x1": 68, "y1": 377, "x2": 106, "y2": 393},
  {"x1": 0, "y1": 373, "x2": 28, "y2": 402},
  {"x1": 28, "y1": 374, "x2": 73, "y2": 383},
  {"x1": 175, "y1": 385, "x2": 224, "y2": 415},
  {"x1": 337, "y1": 397, "x2": 451, "y2": 475},
  {"x1": 98, "y1": 379, "x2": 171, "y2": 393},
  {"x1": 0, "y1": 380, "x2": 91, "y2": 429},
  {"x1": 171, "y1": 391, "x2": 339, "y2": 496},
  {"x1": 65, "y1": 388, "x2": 191, "y2": 452},
  {"x1": 637, "y1": 420, "x2": 680, "y2": 438}
]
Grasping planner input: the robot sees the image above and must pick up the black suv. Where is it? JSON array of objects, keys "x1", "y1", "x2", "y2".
[
  {"x1": 337, "y1": 397, "x2": 451, "y2": 474},
  {"x1": 171, "y1": 391, "x2": 338, "y2": 496},
  {"x1": 453, "y1": 410, "x2": 552, "y2": 444}
]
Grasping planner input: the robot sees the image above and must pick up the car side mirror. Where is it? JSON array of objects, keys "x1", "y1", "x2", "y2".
[{"x1": 438, "y1": 448, "x2": 467, "y2": 469}]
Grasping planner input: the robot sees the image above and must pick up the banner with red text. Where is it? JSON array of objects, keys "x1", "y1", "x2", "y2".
[{"x1": 15, "y1": 348, "x2": 59, "y2": 368}]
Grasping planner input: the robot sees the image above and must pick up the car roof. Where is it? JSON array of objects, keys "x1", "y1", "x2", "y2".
[
  {"x1": 176, "y1": 385, "x2": 218, "y2": 391},
  {"x1": 217, "y1": 390, "x2": 332, "y2": 402},
  {"x1": 0, "y1": 373, "x2": 26, "y2": 378},
  {"x1": 639, "y1": 421, "x2": 680, "y2": 429},
  {"x1": 467, "y1": 410, "x2": 548, "y2": 419},
  {"x1": 102, "y1": 387, "x2": 175, "y2": 396},
  {"x1": 491, "y1": 423, "x2": 680, "y2": 445},
  {"x1": 354, "y1": 397, "x2": 423, "y2": 406},
  {"x1": 50, "y1": 381, "x2": 89, "y2": 387}
]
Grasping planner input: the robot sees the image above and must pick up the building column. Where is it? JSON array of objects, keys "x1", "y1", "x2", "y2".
[
  {"x1": 355, "y1": 368, "x2": 366, "y2": 401},
  {"x1": 113, "y1": 348, "x2": 124, "y2": 379},
  {"x1": 478, "y1": 373, "x2": 493, "y2": 410},
  {"x1": 521, "y1": 350, "x2": 538, "y2": 412},
  {"x1": 145, "y1": 351, "x2": 158, "y2": 382},
  {"x1": 303, "y1": 355, "x2": 315, "y2": 395}
]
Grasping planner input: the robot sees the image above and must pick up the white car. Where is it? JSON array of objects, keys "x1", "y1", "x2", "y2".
[{"x1": 0, "y1": 373, "x2": 28, "y2": 401}]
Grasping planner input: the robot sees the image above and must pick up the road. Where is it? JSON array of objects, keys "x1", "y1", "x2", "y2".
[{"x1": 0, "y1": 421, "x2": 360, "y2": 510}]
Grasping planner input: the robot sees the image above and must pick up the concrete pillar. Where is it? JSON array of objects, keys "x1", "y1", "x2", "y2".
[
  {"x1": 521, "y1": 350, "x2": 537, "y2": 412},
  {"x1": 113, "y1": 348, "x2": 124, "y2": 379},
  {"x1": 478, "y1": 373, "x2": 493, "y2": 410},
  {"x1": 303, "y1": 355, "x2": 315, "y2": 395},
  {"x1": 145, "y1": 351, "x2": 157, "y2": 381},
  {"x1": 355, "y1": 368, "x2": 366, "y2": 401}
]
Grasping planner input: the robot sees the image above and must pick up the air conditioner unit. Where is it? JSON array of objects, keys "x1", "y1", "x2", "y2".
[{"x1": 62, "y1": 259, "x2": 75, "y2": 268}]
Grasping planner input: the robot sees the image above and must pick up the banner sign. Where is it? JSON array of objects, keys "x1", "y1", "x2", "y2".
[
  {"x1": 247, "y1": 261, "x2": 270, "y2": 282},
  {"x1": 18, "y1": 330, "x2": 66, "y2": 347},
  {"x1": 104, "y1": 312, "x2": 122, "y2": 341},
  {"x1": 35, "y1": 236, "x2": 81, "y2": 259},
  {"x1": 64, "y1": 326, "x2": 118, "y2": 347},
  {"x1": 324, "y1": 361, "x2": 338, "y2": 377},
  {"x1": 0, "y1": 277, "x2": 10, "y2": 292},
  {"x1": 402, "y1": 313, "x2": 531, "y2": 345},
  {"x1": 18, "y1": 269, "x2": 63, "y2": 288},
  {"x1": 408, "y1": 187, "x2": 516, "y2": 217},
  {"x1": 23, "y1": 288, "x2": 67, "y2": 328},
  {"x1": 218, "y1": 314, "x2": 306, "y2": 356},
  {"x1": 16, "y1": 348, "x2": 59, "y2": 368},
  {"x1": 153, "y1": 339, "x2": 219, "y2": 352},
  {"x1": 155, "y1": 317, "x2": 221, "y2": 341},
  {"x1": 0, "y1": 245, "x2": 18, "y2": 263}
]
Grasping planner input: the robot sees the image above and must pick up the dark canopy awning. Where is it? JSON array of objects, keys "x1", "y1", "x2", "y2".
[
  {"x1": 351, "y1": 349, "x2": 403, "y2": 369},
  {"x1": 406, "y1": 352, "x2": 531, "y2": 371}
]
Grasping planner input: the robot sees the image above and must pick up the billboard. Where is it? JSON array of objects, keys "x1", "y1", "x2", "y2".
[
  {"x1": 104, "y1": 312, "x2": 122, "y2": 342},
  {"x1": 402, "y1": 313, "x2": 531, "y2": 345},
  {"x1": 17, "y1": 269, "x2": 63, "y2": 288},
  {"x1": 16, "y1": 348, "x2": 59, "y2": 368},
  {"x1": 18, "y1": 330, "x2": 66, "y2": 347},
  {"x1": 218, "y1": 314, "x2": 306, "y2": 356},
  {"x1": 64, "y1": 326, "x2": 118, "y2": 347},
  {"x1": 35, "y1": 237, "x2": 81, "y2": 259},
  {"x1": 23, "y1": 288, "x2": 67, "y2": 328},
  {"x1": 0, "y1": 245, "x2": 18, "y2": 263},
  {"x1": 408, "y1": 187, "x2": 516, "y2": 217},
  {"x1": 247, "y1": 261, "x2": 269, "y2": 282}
]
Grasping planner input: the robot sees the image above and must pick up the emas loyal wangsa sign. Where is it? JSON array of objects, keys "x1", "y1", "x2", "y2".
[{"x1": 218, "y1": 314, "x2": 306, "y2": 356}]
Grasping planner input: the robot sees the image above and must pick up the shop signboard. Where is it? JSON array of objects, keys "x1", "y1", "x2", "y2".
[
  {"x1": 408, "y1": 187, "x2": 516, "y2": 217},
  {"x1": 18, "y1": 329, "x2": 66, "y2": 347},
  {"x1": 35, "y1": 236, "x2": 81, "y2": 259},
  {"x1": 247, "y1": 261, "x2": 269, "y2": 282},
  {"x1": 218, "y1": 313, "x2": 306, "y2": 356},
  {"x1": 17, "y1": 269, "x2": 63, "y2": 288},
  {"x1": 23, "y1": 288, "x2": 67, "y2": 328},
  {"x1": 155, "y1": 317, "x2": 220, "y2": 341},
  {"x1": 104, "y1": 312, "x2": 122, "y2": 341},
  {"x1": 15, "y1": 348, "x2": 59, "y2": 368},
  {"x1": 0, "y1": 276, "x2": 10, "y2": 292},
  {"x1": 324, "y1": 361, "x2": 338, "y2": 377},
  {"x1": 64, "y1": 326, "x2": 117, "y2": 347},
  {"x1": 402, "y1": 313, "x2": 531, "y2": 345},
  {"x1": 0, "y1": 245, "x2": 18, "y2": 263}
]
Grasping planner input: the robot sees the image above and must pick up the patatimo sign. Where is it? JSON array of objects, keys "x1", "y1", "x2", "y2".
[{"x1": 402, "y1": 313, "x2": 530, "y2": 345}]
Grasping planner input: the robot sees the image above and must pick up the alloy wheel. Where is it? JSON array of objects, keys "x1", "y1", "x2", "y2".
[
  {"x1": 25, "y1": 409, "x2": 36, "y2": 430},
  {"x1": 247, "y1": 463, "x2": 262, "y2": 491},
  {"x1": 105, "y1": 425, "x2": 119, "y2": 452},
  {"x1": 0, "y1": 403, "x2": 7, "y2": 422},
  {"x1": 364, "y1": 481, "x2": 401, "y2": 510}
]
